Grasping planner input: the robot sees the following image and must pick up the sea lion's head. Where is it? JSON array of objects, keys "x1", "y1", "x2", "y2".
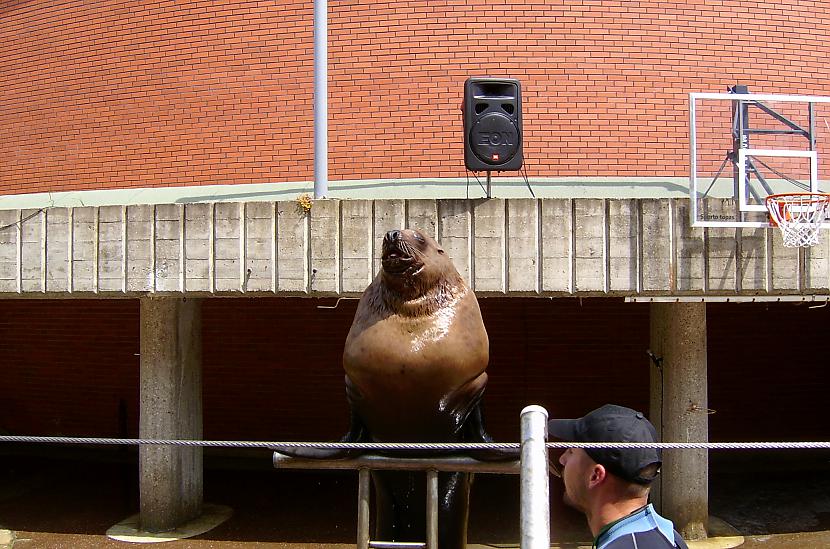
[{"x1": 380, "y1": 229, "x2": 462, "y2": 301}]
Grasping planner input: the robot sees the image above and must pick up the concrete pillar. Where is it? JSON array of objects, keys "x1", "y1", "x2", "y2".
[
  {"x1": 139, "y1": 297, "x2": 203, "y2": 533},
  {"x1": 649, "y1": 302, "x2": 708, "y2": 540}
]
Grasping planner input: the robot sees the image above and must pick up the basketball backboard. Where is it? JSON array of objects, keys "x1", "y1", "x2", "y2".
[{"x1": 689, "y1": 91, "x2": 830, "y2": 228}]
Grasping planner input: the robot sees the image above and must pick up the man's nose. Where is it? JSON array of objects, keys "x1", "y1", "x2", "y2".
[{"x1": 559, "y1": 450, "x2": 569, "y2": 467}]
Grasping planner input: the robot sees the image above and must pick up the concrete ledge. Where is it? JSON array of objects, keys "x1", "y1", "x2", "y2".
[
  {"x1": 2, "y1": 198, "x2": 828, "y2": 297},
  {"x1": 106, "y1": 503, "x2": 232, "y2": 544}
]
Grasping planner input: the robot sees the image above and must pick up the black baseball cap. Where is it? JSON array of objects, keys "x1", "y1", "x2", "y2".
[{"x1": 548, "y1": 404, "x2": 661, "y2": 485}]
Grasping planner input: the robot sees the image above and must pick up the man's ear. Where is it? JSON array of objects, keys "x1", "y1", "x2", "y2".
[{"x1": 588, "y1": 463, "x2": 607, "y2": 488}]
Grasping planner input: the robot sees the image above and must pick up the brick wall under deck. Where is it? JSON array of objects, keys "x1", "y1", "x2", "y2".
[{"x1": 0, "y1": 297, "x2": 826, "y2": 445}]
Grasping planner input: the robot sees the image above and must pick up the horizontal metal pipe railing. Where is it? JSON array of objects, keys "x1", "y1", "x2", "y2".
[{"x1": 272, "y1": 453, "x2": 521, "y2": 474}]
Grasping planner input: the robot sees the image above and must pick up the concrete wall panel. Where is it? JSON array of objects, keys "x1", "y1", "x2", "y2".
[
  {"x1": 0, "y1": 210, "x2": 19, "y2": 293},
  {"x1": 472, "y1": 199, "x2": 506, "y2": 293},
  {"x1": 184, "y1": 204, "x2": 212, "y2": 293},
  {"x1": 340, "y1": 201, "x2": 373, "y2": 294},
  {"x1": 437, "y1": 199, "x2": 472, "y2": 286},
  {"x1": 213, "y1": 203, "x2": 242, "y2": 293},
  {"x1": 126, "y1": 205, "x2": 153, "y2": 293},
  {"x1": 540, "y1": 199, "x2": 573, "y2": 294},
  {"x1": 45, "y1": 208, "x2": 70, "y2": 293},
  {"x1": 641, "y1": 199, "x2": 671, "y2": 292},
  {"x1": 506, "y1": 199, "x2": 539, "y2": 293},
  {"x1": 805, "y1": 240, "x2": 830, "y2": 291},
  {"x1": 573, "y1": 199, "x2": 606, "y2": 293},
  {"x1": 675, "y1": 200, "x2": 705, "y2": 293},
  {"x1": 99, "y1": 206, "x2": 125, "y2": 293},
  {"x1": 309, "y1": 200, "x2": 340, "y2": 294},
  {"x1": 276, "y1": 202, "x2": 308, "y2": 293},
  {"x1": 20, "y1": 209, "x2": 45, "y2": 293},
  {"x1": 608, "y1": 200, "x2": 638, "y2": 292}
]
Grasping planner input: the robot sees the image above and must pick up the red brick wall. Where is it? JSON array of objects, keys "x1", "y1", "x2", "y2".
[
  {"x1": 0, "y1": 299, "x2": 140, "y2": 437},
  {"x1": 199, "y1": 297, "x2": 652, "y2": 442},
  {"x1": 2, "y1": 1, "x2": 828, "y2": 195},
  {"x1": 1, "y1": 297, "x2": 827, "y2": 445},
  {"x1": 707, "y1": 302, "x2": 830, "y2": 443},
  {"x1": 201, "y1": 297, "x2": 355, "y2": 441}
]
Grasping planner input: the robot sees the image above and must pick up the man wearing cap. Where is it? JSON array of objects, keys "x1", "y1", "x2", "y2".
[{"x1": 549, "y1": 404, "x2": 688, "y2": 549}]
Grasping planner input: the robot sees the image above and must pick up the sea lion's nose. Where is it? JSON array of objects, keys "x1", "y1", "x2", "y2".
[{"x1": 386, "y1": 230, "x2": 401, "y2": 242}]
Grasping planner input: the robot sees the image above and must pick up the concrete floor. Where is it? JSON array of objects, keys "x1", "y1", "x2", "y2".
[{"x1": 2, "y1": 448, "x2": 830, "y2": 548}]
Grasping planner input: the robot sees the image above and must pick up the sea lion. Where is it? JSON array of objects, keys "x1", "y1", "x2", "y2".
[
  {"x1": 344, "y1": 228, "x2": 492, "y2": 447},
  {"x1": 277, "y1": 228, "x2": 514, "y2": 549}
]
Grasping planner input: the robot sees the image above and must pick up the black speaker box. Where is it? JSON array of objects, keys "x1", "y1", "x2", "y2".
[{"x1": 463, "y1": 77, "x2": 523, "y2": 171}]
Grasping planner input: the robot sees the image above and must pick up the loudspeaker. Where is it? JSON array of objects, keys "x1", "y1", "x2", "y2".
[{"x1": 463, "y1": 77, "x2": 523, "y2": 172}]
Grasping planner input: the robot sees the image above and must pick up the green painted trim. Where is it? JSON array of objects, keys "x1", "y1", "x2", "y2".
[{"x1": 0, "y1": 177, "x2": 706, "y2": 210}]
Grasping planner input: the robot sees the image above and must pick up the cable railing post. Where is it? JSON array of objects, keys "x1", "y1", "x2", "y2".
[{"x1": 520, "y1": 405, "x2": 549, "y2": 549}]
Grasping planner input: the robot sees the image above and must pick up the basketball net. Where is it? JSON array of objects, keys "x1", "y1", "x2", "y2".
[{"x1": 765, "y1": 193, "x2": 830, "y2": 248}]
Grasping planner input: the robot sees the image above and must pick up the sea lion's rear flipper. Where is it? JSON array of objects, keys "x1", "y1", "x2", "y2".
[{"x1": 273, "y1": 376, "x2": 368, "y2": 460}]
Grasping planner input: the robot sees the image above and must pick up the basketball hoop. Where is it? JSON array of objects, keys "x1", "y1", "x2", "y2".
[{"x1": 765, "y1": 193, "x2": 830, "y2": 247}]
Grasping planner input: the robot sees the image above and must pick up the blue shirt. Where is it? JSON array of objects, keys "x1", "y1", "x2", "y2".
[{"x1": 594, "y1": 504, "x2": 688, "y2": 549}]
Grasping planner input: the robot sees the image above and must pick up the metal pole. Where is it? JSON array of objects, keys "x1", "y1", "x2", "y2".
[
  {"x1": 520, "y1": 405, "x2": 549, "y2": 549},
  {"x1": 809, "y1": 102, "x2": 816, "y2": 152},
  {"x1": 357, "y1": 467, "x2": 370, "y2": 549},
  {"x1": 426, "y1": 469, "x2": 438, "y2": 549},
  {"x1": 313, "y1": 0, "x2": 328, "y2": 198},
  {"x1": 688, "y1": 93, "x2": 698, "y2": 225}
]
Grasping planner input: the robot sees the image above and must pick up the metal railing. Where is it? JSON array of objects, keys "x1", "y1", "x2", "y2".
[
  {"x1": 4, "y1": 407, "x2": 830, "y2": 546},
  {"x1": 272, "y1": 406, "x2": 550, "y2": 549}
]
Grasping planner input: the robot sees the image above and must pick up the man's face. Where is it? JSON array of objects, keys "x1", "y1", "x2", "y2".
[{"x1": 558, "y1": 447, "x2": 595, "y2": 512}]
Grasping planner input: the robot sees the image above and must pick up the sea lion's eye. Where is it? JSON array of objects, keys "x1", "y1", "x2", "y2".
[{"x1": 414, "y1": 232, "x2": 425, "y2": 243}]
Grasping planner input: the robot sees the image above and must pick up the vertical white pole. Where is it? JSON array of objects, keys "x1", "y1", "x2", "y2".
[
  {"x1": 313, "y1": 0, "x2": 328, "y2": 198},
  {"x1": 689, "y1": 93, "x2": 698, "y2": 225},
  {"x1": 520, "y1": 405, "x2": 550, "y2": 549}
]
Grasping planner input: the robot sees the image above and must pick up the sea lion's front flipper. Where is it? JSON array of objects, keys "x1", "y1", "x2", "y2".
[
  {"x1": 273, "y1": 376, "x2": 368, "y2": 459},
  {"x1": 439, "y1": 374, "x2": 518, "y2": 461},
  {"x1": 462, "y1": 401, "x2": 520, "y2": 462},
  {"x1": 441, "y1": 372, "x2": 520, "y2": 461},
  {"x1": 439, "y1": 372, "x2": 489, "y2": 438}
]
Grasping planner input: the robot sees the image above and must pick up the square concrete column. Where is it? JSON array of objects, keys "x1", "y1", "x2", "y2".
[
  {"x1": 139, "y1": 297, "x2": 203, "y2": 533},
  {"x1": 649, "y1": 301, "x2": 708, "y2": 540}
]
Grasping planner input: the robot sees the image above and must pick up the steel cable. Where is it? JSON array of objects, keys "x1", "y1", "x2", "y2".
[{"x1": 1, "y1": 435, "x2": 829, "y2": 451}]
